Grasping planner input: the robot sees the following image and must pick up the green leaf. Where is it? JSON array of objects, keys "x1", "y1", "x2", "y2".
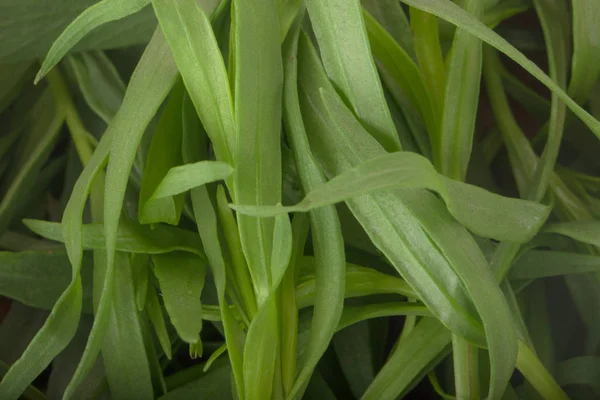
[
  {"x1": 336, "y1": 303, "x2": 431, "y2": 331},
  {"x1": 150, "y1": 161, "x2": 234, "y2": 200},
  {"x1": 233, "y1": 0, "x2": 283, "y2": 306},
  {"x1": 296, "y1": 41, "x2": 518, "y2": 398},
  {"x1": 0, "y1": 0, "x2": 158, "y2": 64},
  {"x1": 516, "y1": 341, "x2": 569, "y2": 400},
  {"x1": 68, "y1": 51, "x2": 126, "y2": 124},
  {"x1": 0, "y1": 250, "x2": 93, "y2": 312},
  {"x1": 24, "y1": 219, "x2": 205, "y2": 258},
  {"x1": 243, "y1": 214, "x2": 293, "y2": 400},
  {"x1": 159, "y1": 358, "x2": 233, "y2": 400},
  {"x1": 556, "y1": 356, "x2": 600, "y2": 396},
  {"x1": 138, "y1": 80, "x2": 186, "y2": 225},
  {"x1": 399, "y1": 0, "x2": 600, "y2": 141},
  {"x1": 363, "y1": 318, "x2": 452, "y2": 400},
  {"x1": 295, "y1": 32, "x2": 483, "y2": 345},
  {"x1": 296, "y1": 261, "x2": 415, "y2": 309},
  {"x1": 363, "y1": 10, "x2": 438, "y2": 144},
  {"x1": 361, "y1": 0, "x2": 414, "y2": 58},
  {"x1": 0, "y1": 90, "x2": 64, "y2": 235},
  {"x1": 568, "y1": 0, "x2": 600, "y2": 104},
  {"x1": 35, "y1": 0, "x2": 152, "y2": 82},
  {"x1": 233, "y1": 149, "x2": 550, "y2": 243},
  {"x1": 282, "y1": 18, "x2": 346, "y2": 399},
  {"x1": 152, "y1": 0, "x2": 236, "y2": 168},
  {"x1": 153, "y1": 251, "x2": 206, "y2": 344},
  {"x1": 101, "y1": 33, "x2": 178, "y2": 377},
  {"x1": 439, "y1": 0, "x2": 483, "y2": 180},
  {"x1": 528, "y1": 0, "x2": 570, "y2": 202},
  {"x1": 145, "y1": 287, "x2": 172, "y2": 359},
  {"x1": 543, "y1": 221, "x2": 600, "y2": 249},
  {"x1": 182, "y1": 92, "x2": 245, "y2": 398},
  {"x1": 101, "y1": 253, "x2": 153, "y2": 400},
  {"x1": 304, "y1": 0, "x2": 401, "y2": 152},
  {"x1": 511, "y1": 250, "x2": 600, "y2": 279}
]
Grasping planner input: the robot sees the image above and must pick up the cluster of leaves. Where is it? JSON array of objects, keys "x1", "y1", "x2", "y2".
[{"x1": 0, "y1": 0, "x2": 599, "y2": 399}]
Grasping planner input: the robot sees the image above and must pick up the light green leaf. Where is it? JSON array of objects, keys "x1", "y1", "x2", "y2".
[
  {"x1": 363, "y1": 318, "x2": 452, "y2": 400},
  {"x1": 152, "y1": 0, "x2": 236, "y2": 168},
  {"x1": 361, "y1": 0, "x2": 414, "y2": 58},
  {"x1": 296, "y1": 32, "x2": 483, "y2": 345},
  {"x1": 146, "y1": 287, "x2": 172, "y2": 359},
  {"x1": 296, "y1": 262, "x2": 415, "y2": 309},
  {"x1": 68, "y1": 51, "x2": 126, "y2": 124},
  {"x1": 399, "y1": 0, "x2": 600, "y2": 141},
  {"x1": 35, "y1": 0, "x2": 152, "y2": 82},
  {"x1": 336, "y1": 303, "x2": 431, "y2": 331},
  {"x1": 0, "y1": 90, "x2": 64, "y2": 236},
  {"x1": 233, "y1": 0, "x2": 283, "y2": 306},
  {"x1": 511, "y1": 250, "x2": 600, "y2": 279},
  {"x1": 568, "y1": 0, "x2": 600, "y2": 104},
  {"x1": 232, "y1": 150, "x2": 550, "y2": 243},
  {"x1": 304, "y1": 0, "x2": 401, "y2": 152},
  {"x1": 0, "y1": 250, "x2": 93, "y2": 312},
  {"x1": 151, "y1": 161, "x2": 233, "y2": 200},
  {"x1": 24, "y1": 219, "x2": 205, "y2": 257},
  {"x1": 543, "y1": 221, "x2": 600, "y2": 249},
  {"x1": 182, "y1": 92, "x2": 245, "y2": 398},
  {"x1": 282, "y1": 20, "x2": 346, "y2": 399},
  {"x1": 138, "y1": 80, "x2": 186, "y2": 225},
  {"x1": 439, "y1": 0, "x2": 483, "y2": 180},
  {"x1": 101, "y1": 253, "x2": 153, "y2": 400},
  {"x1": 153, "y1": 252, "x2": 206, "y2": 344}
]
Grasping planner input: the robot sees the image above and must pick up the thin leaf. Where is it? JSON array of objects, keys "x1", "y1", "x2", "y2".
[
  {"x1": 182, "y1": 93, "x2": 245, "y2": 397},
  {"x1": 138, "y1": 80, "x2": 186, "y2": 225},
  {"x1": 296, "y1": 261, "x2": 415, "y2": 309},
  {"x1": 556, "y1": 356, "x2": 600, "y2": 395},
  {"x1": 0, "y1": 250, "x2": 93, "y2": 312},
  {"x1": 362, "y1": 318, "x2": 452, "y2": 400},
  {"x1": 24, "y1": 219, "x2": 205, "y2": 257},
  {"x1": 68, "y1": 51, "x2": 126, "y2": 124},
  {"x1": 36, "y1": 0, "x2": 152, "y2": 82},
  {"x1": 232, "y1": 150, "x2": 550, "y2": 243},
  {"x1": 568, "y1": 0, "x2": 600, "y2": 104},
  {"x1": 510, "y1": 250, "x2": 600, "y2": 279},
  {"x1": 233, "y1": 0, "x2": 283, "y2": 307},
  {"x1": 146, "y1": 287, "x2": 172, "y2": 359},
  {"x1": 336, "y1": 303, "x2": 431, "y2": 331},
  {"x1": 151, "y1": 0, "x2": 236, "y2": 168},
  {"x1": 150, "y1": 161, "x2": 233, "y2": 200},
  {"x1": 439, "y1": 0, "x2": 483, "y2": 180},
  {"x1": 101, "y1": 253, "x2": 153, "y2": 400},
  {"x1": 282, "y1": 18, "x2": 345, "y2": 399},
  {"x1": 304, "y1": 0, "x2": 401, "y2": 152},
  {"x1": 399, "y1": 0, "x2": 600, "y2": 140},
  {"x1": 543, "y1": 221, "x2": 600, "y2": 249},
  {"x1": 153, "y1": 252, "x2": 206, "y2": 344}
]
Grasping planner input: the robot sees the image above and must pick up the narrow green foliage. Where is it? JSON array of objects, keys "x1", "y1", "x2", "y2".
[
  {"x1": 138, "y1": 80, "x2": 186, "y2": 225},
  {"x1": 232, "y1": 150, "x2": 550, "y2": 243},
  {"x1": 36, "y1": 0, "x2": 152, "y2": 83},
  {"x1": 153, "y1": 252, "x2": 206, "y2": 344},
  {"x1": 439, "y1": 0, "x2": 483, "y2": 180},
  {"x1": 233, "y1": 0, "x2": 283, "y2": 306},
  {"x1": 304, "y1": 0, "x2": 401, "y2": 152},
  {"x1": 568, "y1": 0, "x2": 600, "y2": 104}
]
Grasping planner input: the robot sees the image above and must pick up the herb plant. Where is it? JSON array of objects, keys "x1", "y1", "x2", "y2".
[{"x1": 0, "y1": 0, "x2": 599, "y2": 399}]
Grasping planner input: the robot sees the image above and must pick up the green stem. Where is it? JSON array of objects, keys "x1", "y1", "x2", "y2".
[
  {"x1": 452, "y1": 335, "x2": 479, "y2": 400},
  {"x1": 516, "y1": 341, "x2": 568, "y2": 400}
]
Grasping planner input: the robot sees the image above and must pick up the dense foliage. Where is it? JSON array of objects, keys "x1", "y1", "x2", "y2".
[{"x1": 0, "y1": 0, "x2": 599, "y2": 399}]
